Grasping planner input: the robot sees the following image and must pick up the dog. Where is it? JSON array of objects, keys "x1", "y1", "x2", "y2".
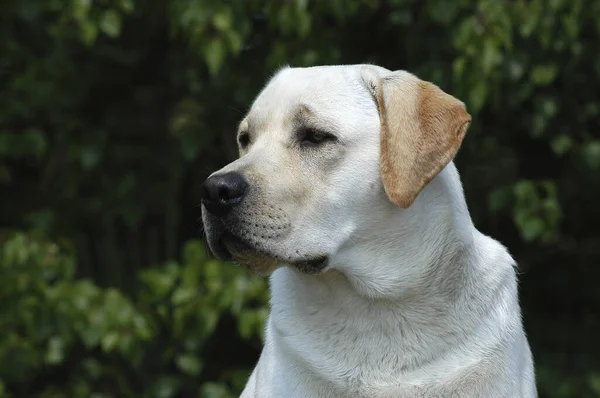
[{"x1": 201, "y1": 65, "x2": 537, "y2": 397}]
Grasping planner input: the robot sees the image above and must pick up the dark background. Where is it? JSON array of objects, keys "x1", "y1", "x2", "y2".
[{"x1": 1, "y1": 1, "x2": 599, "y2": 397}]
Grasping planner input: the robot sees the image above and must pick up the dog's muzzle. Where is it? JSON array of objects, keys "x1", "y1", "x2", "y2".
[{"x1": 201, "y1": 171, "x2": 329, "y2": 274}]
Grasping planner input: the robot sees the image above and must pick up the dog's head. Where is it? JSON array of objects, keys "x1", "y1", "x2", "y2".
[{"x1": 201, "y1": 65, "x2": 470, "y2": 276}]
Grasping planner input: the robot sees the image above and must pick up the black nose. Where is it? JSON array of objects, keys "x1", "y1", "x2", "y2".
[{"x1": 201, "y1": 172, "x2": 248, "y2": 216}]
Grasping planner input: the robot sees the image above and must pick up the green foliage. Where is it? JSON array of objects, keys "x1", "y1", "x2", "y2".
[
  {"x1": 1, "y1": 0, "x2": 599, "y2": 396},
  {"x1": 0, "y1": 233, "x2": 267, "y2": 397}
]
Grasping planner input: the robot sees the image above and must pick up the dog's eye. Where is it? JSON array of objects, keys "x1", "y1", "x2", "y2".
[
  {"x1": 238, "y1": 132, "x2": 250, "y2": 148},
  {"x1": 300, "y1": 128, "x2": 335, "y2": 146}
]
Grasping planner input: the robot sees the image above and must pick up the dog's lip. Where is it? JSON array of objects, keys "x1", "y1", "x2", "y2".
[
  {"x1": 217, "y1": 231, "x2": 328, "y2": 272},
  {"x1": 212, "y1": 236, "x2": 234, "y2": 262},
  {"x1": 300, "y1": 256, "x2": 328, "y2": 267},
  {"x1": 211, "y1": 232, "x2": 248, "y2": 262},
  {"x1": 220, "y1": 231, "x2": 253, "y2": 256},
  {"x1": 292, "y1": 255, "x2": 329, "y2": 273}
]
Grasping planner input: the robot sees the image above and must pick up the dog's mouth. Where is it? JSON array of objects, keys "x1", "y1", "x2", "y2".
[
  {"x1": 216, "y1": 231, "x2": 328, "y2": 275},
  {"x1": 291, "y1": 256, "x2": 329, "y2": 275},
  {"x1": 219, "y1": 231, "x2": 253, "y2": 259}
]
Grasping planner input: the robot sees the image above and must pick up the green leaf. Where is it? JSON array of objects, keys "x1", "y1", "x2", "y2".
[
  {"x1": 150, "y1": 376, "x2": 181, "y2": 398},
  {"x1": 45, "y1": 336, "x2": 65, "y2": 365},
  {"x1": 562, "y1": 14, "x2": 579, "y2": 39},
  {"x1": 100, "y1": 10, "x2": 122, "y2": 38},
  {"x1": 81, "y1": 147, "x2": 101, "y2": 170},
  {"x1": 508, "y1": 59, "x2": 525, "y2": 80},
  {"x1": 453, "y1": 57, "x2": 467, "y2": 80},
  {"x1": 469, "y1": 80, "x2": 489, "y2": 113},
  {"x1": 531, "y1": 64, "x2": 558, "y2": 86},
  {"x1": 0, "y1": 129, "x2": 47, "y2": 159},
  {"x1": 26, "y1": 128, "x2": 47, "y2": 158},
  {"x1": 296, "y1": 10, "x2": 311, "y2": 37},
  {"x1": 119, "y1": 0, "x2": 135, "y2": 13},
  {"x1": 73, "y1": 0, "x2": 92, "y2": 22},
  {"x1": 101, "y1": 332, "x2": 120, "y2": 353},
  {"x1": 582, "y1": 141, "x2": 600, "y2": 169},
  {"x1": 481, "y1": 39, "x2": 500, "y2": 73},
  {"x1": 175, "y1": 354, "x2": 203, "y2": 376},
  {"x1": 183, "y1": 240, "x2": 206, "y2": 265},
  {"x1": 550, "y1": 134, "x2": 573, "y2": 156},
  {"x1": 82, "y1": 358, "x2": 103, "y2": 379},
  {"x1": 81, "y1": 323, "x2": 104, "y2": 348},
  {"x1": 212, "y1": 10, "x2": 232, "y2": 32},
  {"x1": 200, "y1": 382, "x2": 233, "y2": 398},
  {"x1": 80, "y1": 20, "x2": 98, "y2": 46},
  {"x1": 519, "y1": 5, "x2": 539, "y2": 37},
  {"x1": 540, "y1": 97, "x2": 558, "y2": 118},
  {"x1": 203, "y1": 38, "x2": 225, "y2": 76},
  {"x1": 513, "y1": 180, "x2": 536, "y2": 201},
  {"x1": 588, "y1": 373, "x2": 600, "y2": 394},
  {"x1": 517, "y1": 215, "x2": 545, "y2": 242}
]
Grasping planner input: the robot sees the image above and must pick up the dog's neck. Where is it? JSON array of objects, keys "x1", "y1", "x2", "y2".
[
  {"x1": 268, "y1": 163, "x2": 518, "y2": 390},
  {"x1": 332, "y1": 163, "x2": 476, "y2": 300}
]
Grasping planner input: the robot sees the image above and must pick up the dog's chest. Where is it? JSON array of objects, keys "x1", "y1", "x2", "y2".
[
  {"x1": 265, "y1": 265, "x2": 525, "y2": 397},
  {"x1": 270, "y1": 290, "x2": 461, "y2": 391}
]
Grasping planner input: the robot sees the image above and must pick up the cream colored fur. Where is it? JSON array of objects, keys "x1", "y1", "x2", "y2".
[{"x1": 201, "y1": 65, "x2": 537, "y2": 397}]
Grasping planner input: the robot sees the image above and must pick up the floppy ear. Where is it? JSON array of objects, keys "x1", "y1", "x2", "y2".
[{"x1": 367, "y1": 71, "x2": 471, "y2": 208}]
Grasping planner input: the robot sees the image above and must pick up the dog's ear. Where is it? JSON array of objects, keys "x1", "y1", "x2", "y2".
[{"x1": 363, "y1": 70, "x2": 471, "y2": 208}]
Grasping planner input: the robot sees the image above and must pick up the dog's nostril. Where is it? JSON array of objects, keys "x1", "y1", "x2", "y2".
[{"x1": 218, "y1": 185, "x2": 231, "y2": 200}]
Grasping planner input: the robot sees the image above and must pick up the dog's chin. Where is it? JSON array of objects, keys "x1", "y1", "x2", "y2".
[
  {"x1": 214, "y1": 232, "x2": 329, "y2": 276},
  {"x1": 217, "y1": 233, "x2": 280, "y2": 276}
]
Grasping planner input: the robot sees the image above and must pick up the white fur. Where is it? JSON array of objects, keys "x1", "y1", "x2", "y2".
[{"x1": 209, "y1": 65, "x2": 536, "y2": 397}]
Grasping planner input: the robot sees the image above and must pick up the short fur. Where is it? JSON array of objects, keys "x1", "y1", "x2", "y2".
[{"x1": 201, "y1": 64, "x2": 537, "y2": 397}]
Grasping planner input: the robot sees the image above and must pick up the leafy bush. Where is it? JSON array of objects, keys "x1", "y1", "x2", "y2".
[
  {"x1": 1, "y1": 0, "x2": 600, "y2": 396},
  {"x1": 0, "y1": 232, "x2": 268, "y2": 397}
]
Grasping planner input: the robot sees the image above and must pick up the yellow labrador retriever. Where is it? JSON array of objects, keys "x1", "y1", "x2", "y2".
[{"x1": 201, "y1": 65, "x2": 537, "y2": 397}]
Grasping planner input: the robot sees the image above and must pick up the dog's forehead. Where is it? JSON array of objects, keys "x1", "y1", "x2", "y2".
[{"x1": 240, "y1": 66, "x2": 373, "y2": 132}]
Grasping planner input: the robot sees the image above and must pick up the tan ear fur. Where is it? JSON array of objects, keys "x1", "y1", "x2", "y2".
[{"x1": 376, "y1": 73, "x2": 471, "y2": 208}]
